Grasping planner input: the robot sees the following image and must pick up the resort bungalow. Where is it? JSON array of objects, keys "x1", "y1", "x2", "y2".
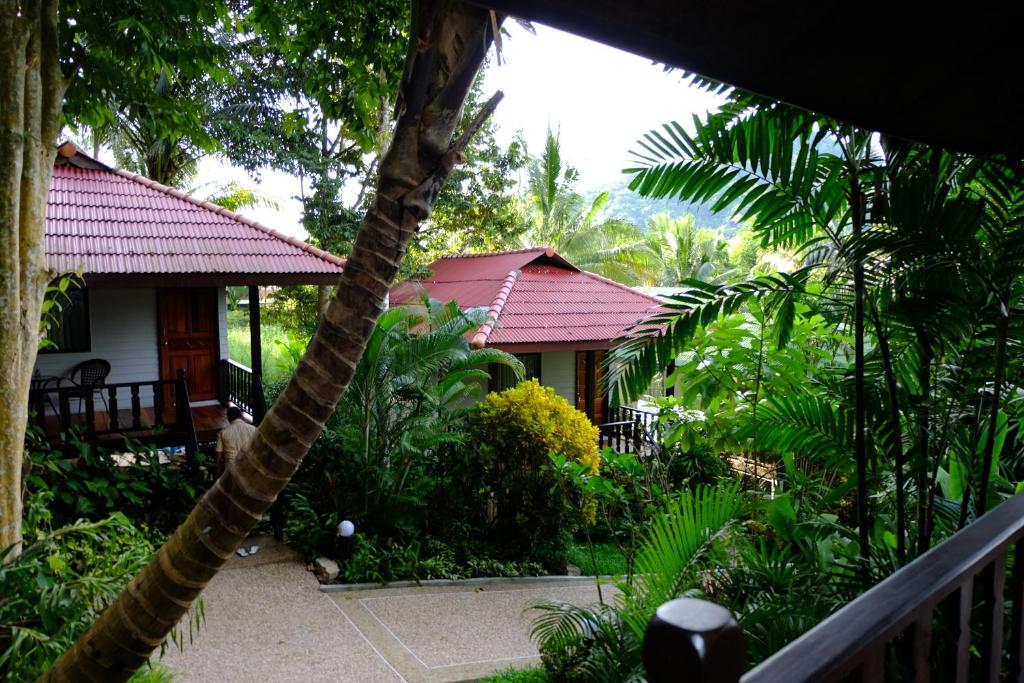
[
  {"x1": 30, "y1": 143, "x2": 344, "y2": 456},
  {"x1": 390, "y1": 247, "x2": 663, "y2": 426}
]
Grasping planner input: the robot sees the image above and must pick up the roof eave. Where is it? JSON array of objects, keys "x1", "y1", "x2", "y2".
[{"x1": 82, "y1": 272, "x2": 343, "y2": 288}]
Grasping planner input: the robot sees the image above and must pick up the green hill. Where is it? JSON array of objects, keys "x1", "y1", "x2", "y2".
[{"x1": 588, "y1": 177, "x2": 741, "y2": 236}]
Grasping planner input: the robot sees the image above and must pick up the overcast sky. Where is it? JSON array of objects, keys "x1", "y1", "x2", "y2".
[{"x1": 194, "y1": 21, "x2": 725, "y2": 239}]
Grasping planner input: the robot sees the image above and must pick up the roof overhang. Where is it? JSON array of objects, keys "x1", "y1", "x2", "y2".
[
  {"x1": 476, "y1": 1, "x2": 1024, "y2": 156},
  {"x1": 83, "y1": 272, "x2": 342, "y2": 288},
  {"x1": 488, "y1": 340, "x2": 614, "y2": 353}
]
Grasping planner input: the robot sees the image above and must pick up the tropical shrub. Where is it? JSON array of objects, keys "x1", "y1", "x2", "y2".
[
  {"x1": 24, "y1": 425, "x2": 204, "y2": 533},
  {"x1": 0, "y1": 492, "x2": 159, "y2": 679},
  {"x1": 532, "y1": 482, "x2": 743, "y2": 682},
  {"x1": 284, "y1": 298, "x2": 523, "y2": 550},
  {"x1": 333, "y1": 536, "x2": 544, "y2": 584},
  {"x1": 467, "y1": 379, "x2": 600, "y2": 570}
]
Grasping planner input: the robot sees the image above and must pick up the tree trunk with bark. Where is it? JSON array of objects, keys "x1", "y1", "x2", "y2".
[
  {"x1": 0, "y1": 0, "x2": 65, "y2": 556},
  {"x1": 41, "y1": 2, "x2": 500, "y2": 680}
]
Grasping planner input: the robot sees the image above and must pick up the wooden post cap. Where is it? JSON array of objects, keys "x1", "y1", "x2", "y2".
[{"x1": 643, "y1": 598, "x2": 745, "y2": 683}]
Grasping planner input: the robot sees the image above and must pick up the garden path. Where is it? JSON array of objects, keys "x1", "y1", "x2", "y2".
[{"x1": 159, "y1": 536, "x2": 610, "y2": 682}]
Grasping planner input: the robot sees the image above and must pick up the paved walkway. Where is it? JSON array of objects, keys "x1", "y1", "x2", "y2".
[{"x1": 160, "y1": 537, "x2": 608, "y2": 682}]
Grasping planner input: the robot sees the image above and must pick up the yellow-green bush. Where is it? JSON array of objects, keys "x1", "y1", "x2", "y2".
[{"x1": 466, "y1": 379, "x2": 600, "y2": 570}]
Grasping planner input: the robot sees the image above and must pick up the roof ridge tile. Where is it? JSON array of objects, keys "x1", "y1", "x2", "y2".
[
  {"x1": 439, "y1": 246, "x2": 550, "y2": 260},
  {"x1": 470, "y1": 269, "x2": 520, "y2": 348}
]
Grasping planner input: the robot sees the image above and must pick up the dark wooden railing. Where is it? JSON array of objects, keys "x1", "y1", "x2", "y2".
[
  {"x1": 29, "y1": 369, "x2": 199, "y2": 463},
  {"x1": 219, "y1": 358, "x2": 267, "y2": 423},
  {"x1": 599, "y1": 405, "x2": 656, "y2": 453},
  {"x1": 644, "y1": 490, "x2": 1024, "y2": 682}
]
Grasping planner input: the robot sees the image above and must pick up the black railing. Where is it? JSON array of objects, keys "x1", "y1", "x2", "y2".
[
  {"x1": 599, "y1": 405, "x2": 656, "y2": 453},
  {"x1": 220, "y1": 359, "x2": 267, "y2": 423},
  {"x1": 644, "y1": 490, "x2": 1024, "y2": 682},
  {"x1": 29, "y1": 369, "x2": 199, "y2": 463}
]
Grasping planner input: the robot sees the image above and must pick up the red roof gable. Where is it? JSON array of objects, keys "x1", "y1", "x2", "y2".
[
  {"x1": 46, "y1": 147, "x2": 344, "y2": 286},
  {"x1": 392, "y1": 248, "x2": 663, "y2": 348}
]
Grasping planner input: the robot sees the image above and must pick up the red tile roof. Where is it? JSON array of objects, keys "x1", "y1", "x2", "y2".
[
  {"x1": 46, "y1": 147, "x2": 344, "y2": 283},
  {"x1": 391, "y1": 248, "x2": 663, "y2": 347}
]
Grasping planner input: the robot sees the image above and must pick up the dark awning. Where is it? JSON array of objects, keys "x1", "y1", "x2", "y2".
[{"x1": 476, "y1": 1, "x2": 1024, "y2": 156}]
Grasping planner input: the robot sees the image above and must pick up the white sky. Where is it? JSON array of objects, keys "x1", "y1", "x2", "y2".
[{"x1": 192, "y1": 22, "x2": 725, "y2": 240}]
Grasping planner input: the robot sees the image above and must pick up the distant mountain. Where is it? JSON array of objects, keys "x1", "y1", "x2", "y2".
[{"x1": 586, "y1": 177, "x2": 742, "y2": 237}]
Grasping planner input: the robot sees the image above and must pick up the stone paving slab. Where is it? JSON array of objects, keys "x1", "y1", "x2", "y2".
[
  {"x1": 159, "y1": 537, "x2": 404, "y2": 683},
  {"x1": 158, "y1": 536, "x2": 614, "y2": 683},
  {"x1": 330, "y1": 581, "x2": 613, "y2": 682}
]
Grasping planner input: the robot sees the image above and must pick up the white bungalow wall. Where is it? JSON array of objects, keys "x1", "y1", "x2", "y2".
[
  {"x1": 34, "y1": 287, "x2": 229, "y2": 409},
  {"x1": 35, "y1": 288, "x2": 160, "y2": 406}
]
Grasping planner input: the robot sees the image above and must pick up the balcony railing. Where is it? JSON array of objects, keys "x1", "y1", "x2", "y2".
[
  {"x1": 28, "y1": 368, "x2": 199, "y2": 463},
  {"x1": 600, "y1": 405, "x2": 656, "y2": 452},
  {"x1": 643, "y1": 491, "x2": 1024, "y2": 682},
  {"x1": 219, "y1": 358, "x2": 267, "y2": 423}
]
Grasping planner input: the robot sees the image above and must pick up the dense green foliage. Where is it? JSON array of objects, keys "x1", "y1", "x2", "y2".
[
  {"x1": 532, "y1": 483, "x2": 743, "y2": 682},
  {"x1": 467, "y1": 379, "x2": 601, "y2": 570},
  {"x1": 483, "y1": 666, "x2": 550, "y2": 683},
  {"x1": 565, "y1": 542, "x2": 627, "y2": 576},
  {"x1": 0, "y1": 487, "x2": 192, "y2": 681},
  {"x1": 282, "y1": 299, "x2": 523, "y2": 559},
  {"x1": 25, "y1": 427, "x2": 206, "y2": 534},
  {"x1": 572, "y1": 87, "x2": 1024, "y2": 678},
  {"x1": 335, "y1": 536, "x2": 543, "y2": 584}
]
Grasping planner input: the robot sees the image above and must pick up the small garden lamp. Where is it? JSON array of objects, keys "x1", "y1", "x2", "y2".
[{"x1": 336, "y1": 519, "x2": 355, "y2": 563}]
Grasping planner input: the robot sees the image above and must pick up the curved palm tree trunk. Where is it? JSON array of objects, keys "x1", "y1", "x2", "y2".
[{"x1": 42, "y1": 4, "x2": 501, "y2": 680}]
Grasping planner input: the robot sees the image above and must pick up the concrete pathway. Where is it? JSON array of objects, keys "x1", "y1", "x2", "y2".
[{"x1": 160, "y1": 537, "x2": 609, "y2": 682}]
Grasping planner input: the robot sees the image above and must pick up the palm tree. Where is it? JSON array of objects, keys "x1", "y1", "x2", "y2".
[
  {"x1": 531, "y1": 482, "x2": 743, "y2": 682},
  {"x1": 340, "y1": 297, "x2": 523, "y2": 530},
  {"x1": 645, "y1": 212, "x2": 730, "y2": 285},
  {"x1": 519, "y1": 129, "x2": 660, "y2": 284},
  {"x1": 608, "y1": 92, "x2": 1024, "y2": 569},
  {"x1": 44, "y1": 4, "x2": 500, "y2": 680}
]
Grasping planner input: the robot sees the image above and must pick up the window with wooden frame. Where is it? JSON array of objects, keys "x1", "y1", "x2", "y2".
[
  {"x1": 488, "y1": 353, "x2": 541, "y2": 393},
  {"x1": 40, "y1": 288, "x2": 91, "y2": 353}
]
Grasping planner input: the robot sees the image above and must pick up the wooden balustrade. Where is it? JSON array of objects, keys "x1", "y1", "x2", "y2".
[
  {"x1": 599, "y1": 405, "x2": 655, "y2": 453},
  {"x1": 643, "y1": 491, "x2": 1024, "y2": 682},
  {"x1": 28, "y1": 370, "x2": 199, "y2": 464}
]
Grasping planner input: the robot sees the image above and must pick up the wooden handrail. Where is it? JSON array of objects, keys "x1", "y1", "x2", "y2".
[{"x1": 643, "y1": 492, "x2": 1024, "y2": 682}]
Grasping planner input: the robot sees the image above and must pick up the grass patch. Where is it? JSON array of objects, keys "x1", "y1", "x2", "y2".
[
  {"x1": 566, "y1": 541, "x2": 628, "y2": 576},
  {"x1": 226, "y1": 309, "x2": 305, "y2": 383},
  {"x1": 482, "y1": 666, "x2": 549, "y2": 683}
]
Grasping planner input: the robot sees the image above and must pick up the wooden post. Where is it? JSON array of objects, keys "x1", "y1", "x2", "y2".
[
  {"x1": 175, "y1": 369, "x2": 199, "y2": 469},
  {"x1": 248, "y1": 285, "x2": 262, "y2": 380},
  {"x1": 643, "y1": 598, "x2": 745, "y2": 683}
]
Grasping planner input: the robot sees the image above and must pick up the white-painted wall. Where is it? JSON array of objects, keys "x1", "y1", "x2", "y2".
[
  {"x1": 541, "y1": 351, "x2": 576, "y2": 405},
  {"x1": 35, "y1": 288, "x2": 159, "y2": 406}
]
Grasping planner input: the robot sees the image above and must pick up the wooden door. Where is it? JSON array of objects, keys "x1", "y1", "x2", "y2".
[
  {"x1": 158, "y1": 288, "x2": 219, "y2": 402},
  {"x1": 575, "y1": 350, "x2": 607, "y2": 425}
]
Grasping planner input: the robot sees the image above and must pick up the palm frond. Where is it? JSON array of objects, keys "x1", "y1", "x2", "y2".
[
  {"x1": 618, "y1": 481, "x2": 743, "y2": 639},
  {"x1": 607, "y1": 269, "x2": 811, "y2": 404}
]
